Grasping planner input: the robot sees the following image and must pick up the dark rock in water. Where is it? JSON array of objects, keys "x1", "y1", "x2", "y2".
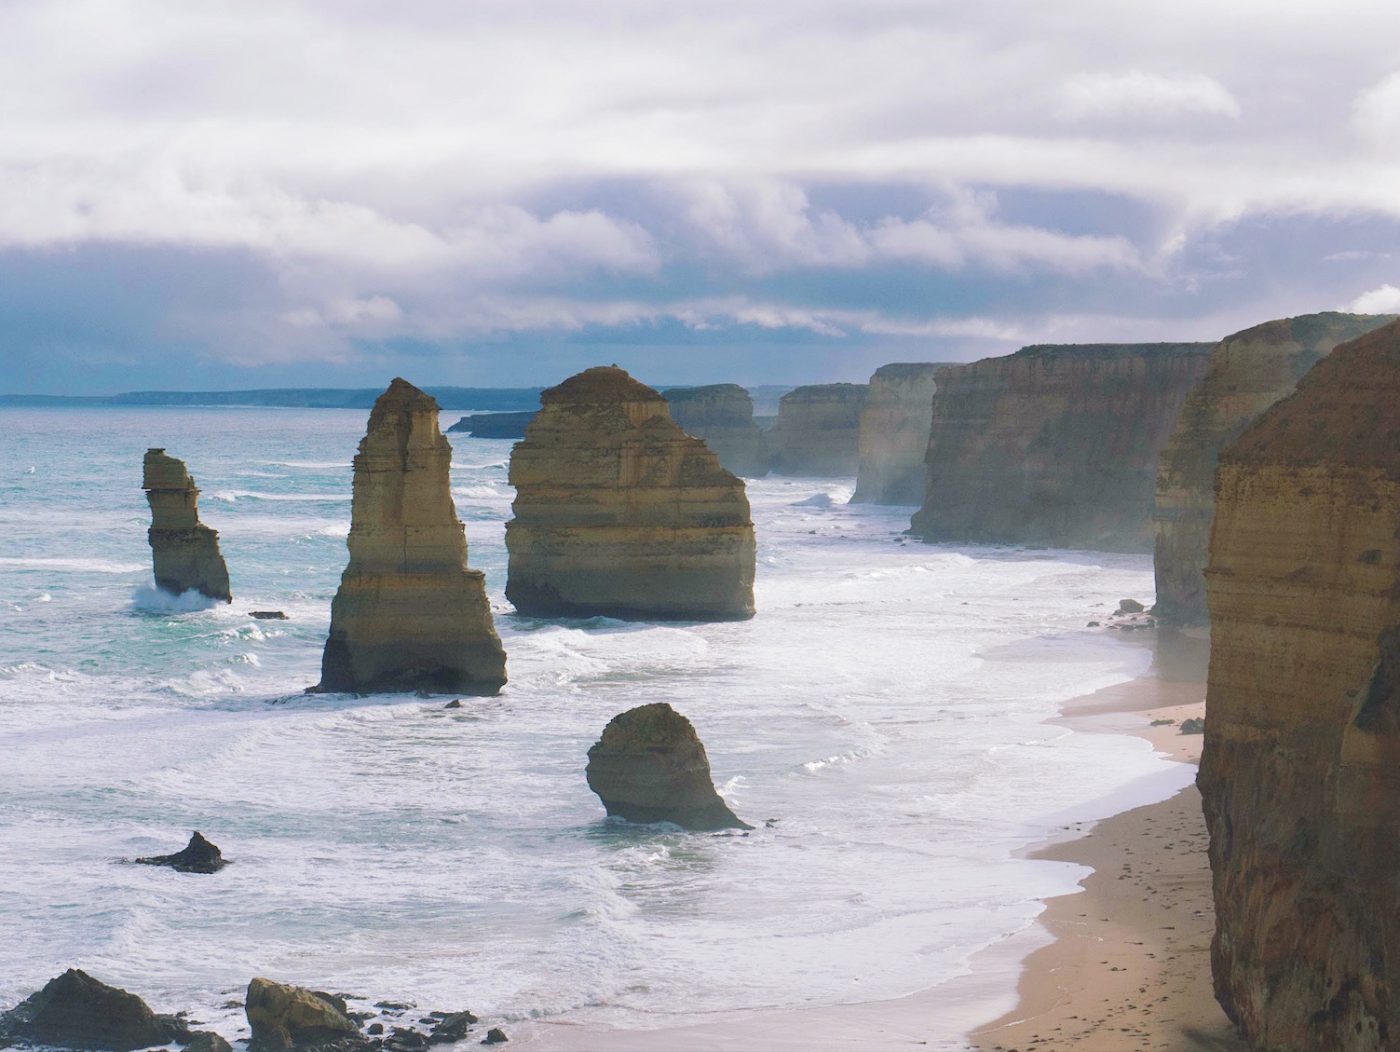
[
  {"x1": 482, "y1": 1028, "x2": 508, "y2": 1045},
  {"x1": 367, "y1": 1024, "x2": 384, "y2": 1036},
  {"x1": 1118, "y1": 598, "x2": 1146, "y2": 613},
  {"x1": 586, "y1": 703, "x2": 751, "y2": 831},
  {"x1": 384, "y1": 1028, "x2": 427, "y2": 1052},
  {"x1": 1179, "y1": 717, "x2": 1205, "y2": 735},
  {"x1": 443, "y1": 700, "x2": 462, "y2": 709},
  {"x1": 186, "y1": 1032, "x2": 234, "y2": 1052},
  {"x1": 446, "y1": 411, "x2": 538, "y2": 438},
  {"x1": 245, "y1": 978, "x2": 367, "y2": 1052},
  {"x1": 134, "y1": 831, "x2": 227, "y2": 874},
  {"x1": 428, "y1": 1011, "x2": 477, "y2": 1044},
  {"x1": 251, "y1": 611, "x2": 288, "y2": 620},
  {"x1": 0, "y1": 968, "x2": 186, "y2": 1051}
]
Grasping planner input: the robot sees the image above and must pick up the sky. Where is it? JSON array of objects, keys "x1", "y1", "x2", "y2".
[{"x1": 4, "y1": 0, "x2": 1400, "y2": 393}]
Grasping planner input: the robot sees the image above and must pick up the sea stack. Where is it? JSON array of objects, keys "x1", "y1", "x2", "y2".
[
  {"x1": 1153, "y1": 312, "x2": 1394, "y2": 624},
  {"x1": 909, "y1": 343, "x2": 1213, "y2": 551},
  {"x1": 315, "y1": 378, "x2": 506, "y2": 695},
  {"x1": 142, "y1": 449, "x2": 232, "y2": 601},
  {"x1": 662, "y1": 384, "x2": 769, "y2": 477},
  {"x1": 1199, "y1": 318, "x2": 1400, "y2": 1049},
  {"x1": 852, "y1": 363, "x2": 949, "y2": 505},
  {"x1": 768, "y1": 383, "x2": 868, "y2": 476},
  {"x1": 505, "y1": 367, "x2": 755, "y2": 621}
]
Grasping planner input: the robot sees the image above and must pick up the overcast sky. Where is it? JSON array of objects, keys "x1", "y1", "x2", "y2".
[{"x1": 5, "y1": 0, "x2": 1400, "y2": 392}]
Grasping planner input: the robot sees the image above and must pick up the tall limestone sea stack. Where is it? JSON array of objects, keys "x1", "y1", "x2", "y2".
[
  {"x1": 315, "y1": 378, "x2": 506, "y2": 695},
  {"x1": 142, "y1": 449, "x2": 232, "y2": 601},
  {"x1": 506, "y1": 366, "x2": 755, "y2": 621},
  {"x1": 1199, "y1": 318, "x2": 1400, "y2": 1050},
  {"x1": 662, "y1": 384, "x2": 769, "y2": 477},
  {"x1": 768, "y1": 383, "x2": 868, "y2": 476},
  {"x1": 852, "y1": 363, "x2": 949, "y2": 504},
  {"x1": 909, "y1": 343, "x2": 1212, "y2": 551},
  {"x1": 1153, "y1": 312, "x2": 1393, "y2": 624}
]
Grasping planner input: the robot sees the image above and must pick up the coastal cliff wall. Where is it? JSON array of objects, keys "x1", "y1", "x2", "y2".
[
  {"x1": 769, "y1": 383, "x2": 868, "y2": 476},
  {"x1": 662, "y1": 384, "x2": 769, "y2": 478},
  {"x1": 1153, "y1": 312, "x2": 1394, "y2": 624},
  {"x1": 853, "y1": 363, "x2": 949, "y2": 505},
  {"x1": 909, "y1": 343, "x2": 1213, "y2": 551},
  {"x1": 1199, "y1": 318, "x2": 1400, "y2": 1050},
  {"x1": 142, "y1": 449, "x2": 232, "y2": 601}
]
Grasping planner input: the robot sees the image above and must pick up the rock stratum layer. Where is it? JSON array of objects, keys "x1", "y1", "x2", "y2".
[
  {"x1": 853, "y1": 363, "x2": 950, "y2": 504},
  {"x1": 1153, "y1": 312, "x2": 1394, "y2": 624},
  {"x1": 1199, "y1": 318, "x2": 1400, "y2": 1050},
  {"x1": 768, "y1": 383, "x2": 868, "y2": 476},
  {"x1": 505, "y1": 366, "x2": 755, "y2": 621},
  {"x1": 910, "y1": 343, "x2": 1213, "y2": 551},
  {"x1": 316, "y1": 378, "x2": 506, "y2": 695},
  {"x1": 142, "y1": 449, "x2": 232, "y2": 601},
  {"x1": 662, "y1": 384, "x2": 769, "y2": 477}
]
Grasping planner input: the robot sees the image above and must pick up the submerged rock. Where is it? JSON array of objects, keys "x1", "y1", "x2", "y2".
[
  {"x1": 586, "y1": 703, "x2": 751, "y2": 831},
  {"x1": 662, "y1": 384, "x2": 769, "y2": 477},
  {"x1": 142, "y1": 449, "x2": 232, "y2": 602},
  {"x1": 245, "y1": 978, "x2": 365, "y2": 1052},
  {"x1": 853, "y1": 363, "x2": 950, "y2": 505},
  {"x1": 0, "y1": 969, "x2": 188, "y2": 1051},
  {"x1": 768, "y1": 383, "x2": 868, "y2": 476},
  {"x1": 250, "y1": 610, "x2": 288, "y2": 620},
  {"x1": 315, "y1": 379, "x2": 507, "y2": 695},
  {"x1": 133, "y1": 831, "x2": 227, "y2": 874}
]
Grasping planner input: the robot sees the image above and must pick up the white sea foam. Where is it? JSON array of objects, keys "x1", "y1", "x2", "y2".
[
  {"x1": 131, "y1": 585, "x2": 222, "y2": 613},
  {"x1": 0, "y1": 557, "x2": 145, "y2": 573}
]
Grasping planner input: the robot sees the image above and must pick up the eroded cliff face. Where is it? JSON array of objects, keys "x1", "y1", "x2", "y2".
[
  {"x1": 662, "y1": 384, "x2": 769, "y2": 478},
  {"x1": 506, "y1": 366, "x2": 755, "y2": 621},
  {"x1": 1153, "y1": 312, "x2": 1394, "y2": 624},
  {"x1": 768, "y1": 383, "x2": 868, "y2": 476},
  {"x1": 142, "y1": 449, "x2": 232, "y2": 601},
  {"x1": 853, "y1": 363, "x2": 949, "y2": 505},
  {"x1": 909, "y1": 343, "x2": 1213, "y2": 552},
  {"x1": 1199, "y1": 318, "x2": 1400, "y2": 1051},
  {"x1": 316, "y1": 378, "x2": 506, "y2": 695}
]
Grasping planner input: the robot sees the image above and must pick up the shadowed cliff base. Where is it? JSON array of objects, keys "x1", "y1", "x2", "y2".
[{"x1": 142, "y1": 448, "x2": 231, "y2": 602}]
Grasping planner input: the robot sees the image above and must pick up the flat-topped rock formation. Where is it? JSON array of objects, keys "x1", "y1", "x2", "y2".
[
  {"x1": 662, "y1": 384, "x2": 769, "y2": 477},
  {"x1": 853, "y1": 363, "x2": 951, "y2": 504},
  {"x1": 446, "y1": 411, "x2": 538, "y2": 439},
  {"x1": 505, "y1": 366, "x2": 755, "y2": 621},
  {"x1": 142, "y1": 449, "x2": 232, "y2": 601},
  {"x1": 1153, "y1": 312, "x2": 1394, "y2": 624},
  {"x1": 768, "y1": 383, "x2": 868, "y2": 476},
  {"x1": 315, "y1": 378, "x2": 506, "y2": 695},
  {"x1": 1199, "y1": 318, "x2": 1400, "y2": 1050},
  {"x1": 910, "y1": 343, "x2": 1213, "y2": 551}
]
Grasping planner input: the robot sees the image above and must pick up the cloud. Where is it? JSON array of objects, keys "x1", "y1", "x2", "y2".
[
  {"x1": 1055, "y1": 70, "x2": 1241, "y2": 122},
  {"x1": 1345, "y1": 283, "x2": 1400, "y2": 313},
  {"x1": 1353, "y1": 72, "x2": 1400, "y2": 145}
]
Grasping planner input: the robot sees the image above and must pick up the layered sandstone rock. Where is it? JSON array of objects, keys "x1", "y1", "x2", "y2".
[
  {"x1": 505, "y1": 366, "x2": 755, "y2": 621},
  {"x1": 852, "y1": 363, "x2": 950, "y2": 504},
  {"x1": 1153, "y1": 312, "x2": 1394, "y2": 624},
  {"x1": 768, "y1": 383, "x2": 868, "y2": 476},
  {"x1": 909, "y1": 343, "x2": 1213, "y2": 551},
  {"x1": 315, "y1": 379, "x2": 506, "y2": 695},
  {"x1": 142, "y1": 449, "x2": 232, "y2": 601},
  {"x1": 245, "y1": 979, "x2": 364, "y2": 1052},
  {"x1": 1199, "y1": 318, "x2": 1400, "y2": 1050},
  {"x1": 662, "y1": 384, "x2": 769, "y2": 477}
]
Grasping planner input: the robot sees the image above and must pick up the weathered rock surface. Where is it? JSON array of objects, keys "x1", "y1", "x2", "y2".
[
  {"x1": 662, "y1": 384, "x2": 769, "y2": 477},
  {"x1": 852, "y1": 363, "x2": 951, "y2": 504},
  {"x1": 1199, "y1": 318, "x2": 1400, "y2": 1050},
  {"x1": 1153, "y1": 312, "x2": 1394, "y2": 624},
  {"x1": 143, "y1": 449, "x2": 232, "y2": 601},
  {"x1": 768, "y1": 383, "x2": 868, "y2": 476},
  {"x1": 246, "y1": 978, "x2": 365, "y2": 1052},
  {"x1": 134, "y1": 830, "x2": 227, "y2": 873},
  {"x1": 910, "y1": 343, "x2": 1213, "y2": 551},
  {"x1": 0, "y1": 969, "x2": 188, "y2": 1050},
  {"x1": 445, "y1": 411, "x2": 538, "y2": 439},
  {"x1": 315, "y1": 379, "x2": 506, "y2": 695},
  {"x1": 505, "y1": 367, "x2": 755, "y2": 621},
  {"x1": 586, "y1": 703, "x2": 751, "y2": 830}
]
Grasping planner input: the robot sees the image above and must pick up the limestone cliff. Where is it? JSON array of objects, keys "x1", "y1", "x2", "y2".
[
  {"x1": 1199, "y1": 318, "x2": 1400, "y2": 1050},
  {"x1": 852, "y1": 363, "x2": 951, "y2": 504},
  {"x1": 142, "y1": 449, "x2": 232, "y2": 601},
  {"x1": 909, "y1": 343, "x2": 1213, "y2": 551},
  {"x1": 505, "y1": 366, "x2": 755, "y2": 621},
  {"x1": 768, "y1": 383, "x2": 868, "y2": 476},
  {"x1": 1153, "y1": 312, "x2": 1394, "y2": 624},
  {"x1": 662, "y1": 384, "x2": 769, "y2": 478},
  {"x1": 315, "y1": 378, "x2": 506, "y2": 695}
]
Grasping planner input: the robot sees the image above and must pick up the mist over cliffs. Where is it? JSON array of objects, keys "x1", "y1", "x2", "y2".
[
  {"x1": 769, "y1": 383, "x2": 868, "y2": 476},
  {"x1": 853, "y1": 363, "x2": 950, "y2": 505}
]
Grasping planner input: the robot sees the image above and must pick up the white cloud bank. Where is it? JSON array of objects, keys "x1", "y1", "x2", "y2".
[
  {"x1": 1055, "y1": 70, "x2": 1241, "y2": 122},
  {"x1": 1346, "y1": 284, "x2": 1400, "y2": 313}
]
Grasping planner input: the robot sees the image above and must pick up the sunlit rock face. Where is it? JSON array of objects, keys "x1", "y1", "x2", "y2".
[
  {"x1": 505, "y1": 366, "x2": 755, "y2": 621},
  {"x1": 909, "y1": 343, "x2": 1213, "y2": 552},
  {"x1": 1153, "y1": 312, "x2": 1395, "y2": 625},
  {"x1": 662, "y1": 384, "x2": 769, "y2": 478},
  {"x1": 142, "y1": 449, "x2": 232, "y2": 602},
  {"x1": 1199, "y1": 318, "x2": 1400, "y2": 1051},
  {"x1": 316, "y1": 378, "x2": 506, "y2": 695},
  {"x1": 768, "y1": 383, "x2": 869, "y2": 477},
  {"x1": 852, "y1": 363, "x2": 950, "y2": 505}
]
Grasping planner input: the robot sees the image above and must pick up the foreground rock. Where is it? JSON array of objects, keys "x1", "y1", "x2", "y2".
[
  {"x1": 910, "y1": 342, "x2": 1212, "y2": 551},
  {"x1": 1153, "y1": 311, "x2": 1394, "y2": 624},
  {"x1": 586, "y1": 703, "x2": 751, "y2": 830},
  {"x1": 853, "y1": 363, "x2": 949, "y2": 504},
  {"x1": 662, "y1": 384, "x2": 769, "y2": 477},
  {"x1": 134, "y1": 831, "x2": 227, "y2": 873},
  {"x1": 143, "y1": 449, "x2": 232, "y2": 601},
  {"x1": 246, "y1": 979, "x2": 365, "y2": 1052},
  {"x1": 0, "y1": 969, "x2": 188, "y2": 1050},
  {"x1": 506, "y1": 367, "x2": 755, "y2": 621},
  {"x1": 315, "y1": 379, "x2": 506, "y2": 695},
  {"x1": 445, "y1": 411, "x2": 538, "y2": 439},
  {"x1": 768, "y1": 383, "x2": 868, "y2": 476},
  {"x1": 1199, "y1": 318, "x2": 1400, "y2": 1049}
]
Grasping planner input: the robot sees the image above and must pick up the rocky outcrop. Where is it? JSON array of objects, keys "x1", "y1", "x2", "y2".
[
  {"x1": 585, "y1": 703, "x2": 750, "y2": 830},
  {"x1": 1198, "y1": 318, "x2": 1400, "y2": 1050},
  {"x1": 852, "y1": 363, "x2": 950, "y2": 504},
  {"x1": 662, "y1": 384, "x2": 769, "y2": 477},
  {"x1": 245, "y1": 979, "x2": 365, "y2": 1052},
  {"x1": 768, "y1": 383, "x2": 868, "y2": 476},
  {"x1": 445, "y1": 411, "x2": 538, "y2": 439},
  {"x1": 0, "y1": 969, "x2": 189, "y2": 1050},
  {"x1": 910, "y1": 343, "x2": 1213, "y2": 551},
  {"x1": 143, "y1": 449, "x2": 232, "y2": 601},
  {"x1": 315, "y1": 379, "x2": 506, "y2": 695},
  {"x1": 1153, "y1": 312, "x2": 1394, "y2": 624},
  {"x1": 134, "y1": 831, "x2": 227, "y2": 874},
  {"x1": 505, "y1": 367, "x2": 755, "y2": 621}
]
